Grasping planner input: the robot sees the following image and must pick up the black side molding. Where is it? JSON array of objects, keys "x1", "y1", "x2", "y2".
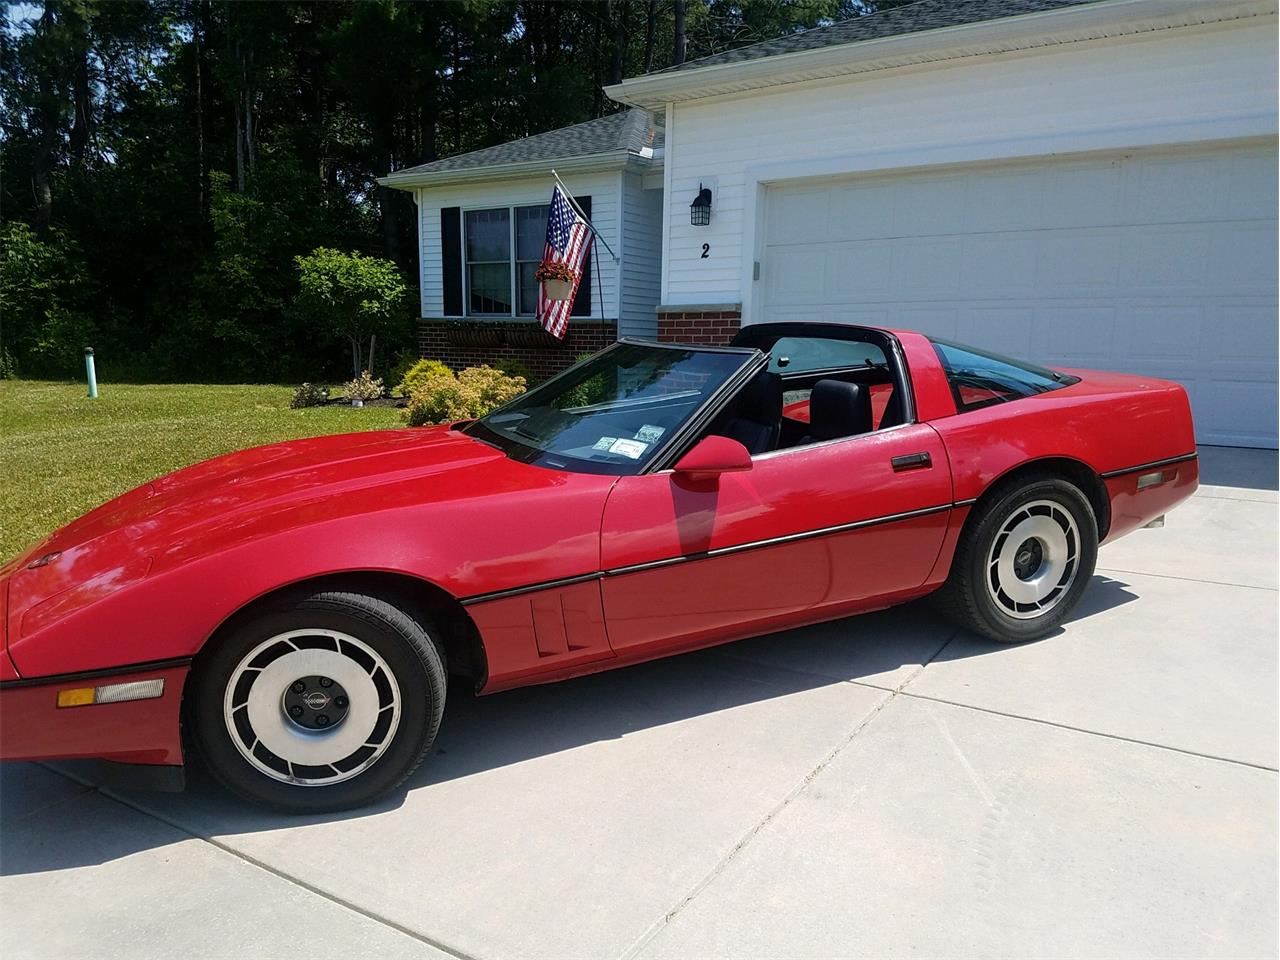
[{"x1": 1099, "y1": 452, "x2": 1198, "y2": 479}]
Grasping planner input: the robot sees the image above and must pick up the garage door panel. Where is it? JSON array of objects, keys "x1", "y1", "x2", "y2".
[
  {"x1": 1115, "y1": 306, "x2": 1206, "y2": 373},
  {"x1": 1035, "y1": 307, "x2": 1119, "y2": 367},
  {"x1": 1132, "y1": 154, "x2": 1233, "y2": 223},
  {"x1": 963, "y1": 168, "x2": 1045, "y2": 233},
  {"x1": 897, "y1": 307, "x2": 960, "y2": 340},
  {"x1": 1212, "y1": 305, "x2": 1280, "y2": 359},
  {"x1": 825, "y1": 243, "x2": 893, "y2": 300},
  {"x1": 891, "y1": 238, "x2": 962, "y2": 297},
  {"x1": 1219, "y1": 222, "x2": 1278, "y2": 290},
  {"x1": 1043, "y1": 161, "x2": 1124, "y2": 228},
  {"x1": 891, "y1": 176, "x2": 969, "y2": 237},
  {"x1": 1036, "y1": 230, "x2": 1122, "y2": 292},
  {"x1": 768, "y1": 189, "x2": 831, "y2": 245},
  {"x1": 828, "y1": 182, "x2": 898, "y2": 242},
  {"x1": 1126, "y1": 226, "x2": 1213, "y2": 292},
  {"x1": 961, "y1": 238, "x2": 1038, "y2": 297},
  {"x1": 957, "y1": 307, "x2": 1035, "y2": 357},
  {"x1": 761, "y1": 142, "x2": 1277, "y2": 447},
  {"x1": 1227, "y1": 153, "x2": 1279, "y2": 219},
  {"x1": 1194, "y1": 381, "x2": 1279, "y2": 447},
  {"x1": 766, "y1": 247, "x2": 825, "y2": 304}
]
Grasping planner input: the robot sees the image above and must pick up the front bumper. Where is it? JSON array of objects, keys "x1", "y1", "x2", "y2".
[{"x1": 0, "y1": 661, "x2": 188, "y2": 767}]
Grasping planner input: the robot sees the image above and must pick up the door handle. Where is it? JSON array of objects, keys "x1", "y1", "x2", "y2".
[{"x1": 891, "y1": 452, "x2": 932, "y2": 471}]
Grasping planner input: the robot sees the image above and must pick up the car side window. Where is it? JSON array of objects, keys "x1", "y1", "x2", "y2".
[{"x1": 931, "y1": 338, "x2": 1077, "y2": 413}]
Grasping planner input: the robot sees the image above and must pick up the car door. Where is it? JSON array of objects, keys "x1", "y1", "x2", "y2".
[{"x1": 598, "y1": 423, "x2": 953, "y2": 660}]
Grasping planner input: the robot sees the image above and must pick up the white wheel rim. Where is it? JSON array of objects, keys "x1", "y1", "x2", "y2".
[
  {"x1": 985, "y1": 499, "x2": 1080, "y2": 620},
  {"x1": 223, "y1": 629, "x2": 401, "y2": 786}
]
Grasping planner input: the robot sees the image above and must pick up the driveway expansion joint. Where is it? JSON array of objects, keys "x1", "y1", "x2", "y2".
[
  {"x1": 618, "y1": 629, "x2": 960, "y2": 960},
  {"x1": 894, "y1": 691, "x2": 1280, "y2": 774},
  {"x1": 36, "y1": 764, "x2": 483, "y2": 960},
  {"x1": 1096, "y1": 565, "x2": 1279, "y2": 592}
]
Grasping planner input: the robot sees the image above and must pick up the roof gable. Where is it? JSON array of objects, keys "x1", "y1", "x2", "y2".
[{"x1": 381, "y1": 108, "x2": 661, "y2": 188}]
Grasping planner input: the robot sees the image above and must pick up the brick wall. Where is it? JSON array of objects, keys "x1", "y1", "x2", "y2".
[
  {"x1": 656, "y1": 309, "x2": 742, "y2": 345},
  {"x1": 417, "y1": 319, "x2": 617, "y2": 381}
]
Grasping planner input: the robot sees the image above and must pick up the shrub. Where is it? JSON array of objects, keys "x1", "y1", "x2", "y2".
[
  {"x1": 405, "y1": 365, "x2": 526, "y2": 427},
  {"x1": 295, "y1": 248, "x2": 408, "y2": 378},
  {"x1": 494, "y1": 356, "x2": 533, "y2": 385},
  {"x1": 290, "y1": 382, "x2": 329, "y2": 408},
  {"x1": 387, "y1": 348, "x2": 421, "y2": 392},
  {"x1": 396, "y1": 358, "x2": 453, "y2": 398},
  {"x1": 561, "y1": 353, "x2": 612, "y2": 409},
  {"x1": 343, "y1": 370, "x2": 385, "y2": 402}
]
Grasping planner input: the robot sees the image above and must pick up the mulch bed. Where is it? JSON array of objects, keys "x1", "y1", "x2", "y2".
[{"x1": 321, "y1": 395, "x2": 407, "y2": 409}]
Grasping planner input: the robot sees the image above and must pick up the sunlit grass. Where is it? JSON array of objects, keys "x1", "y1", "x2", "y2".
[{"x1": 0, "y1": 380, "x2": 402, "y2": 561}]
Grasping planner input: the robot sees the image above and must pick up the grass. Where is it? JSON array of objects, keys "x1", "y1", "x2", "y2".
[{"x1": 0, "y1": 380, "x2": 403, "y2": 562}]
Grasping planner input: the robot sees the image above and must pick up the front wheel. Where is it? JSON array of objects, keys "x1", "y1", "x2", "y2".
[
  {"x1": 190, "y1": 590, "x2": 446, "y2": 812},
  {"x1": 935, "y1": 476, "x2": 1099, "y2": 643}
]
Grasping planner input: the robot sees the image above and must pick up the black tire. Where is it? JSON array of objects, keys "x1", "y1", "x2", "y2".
[
  {"x1": 933, "y1": 475, "x2": 1098, "y2": 643},
  {"x1": 189, "y1": 589, "x2": 446, "y2": 813}
]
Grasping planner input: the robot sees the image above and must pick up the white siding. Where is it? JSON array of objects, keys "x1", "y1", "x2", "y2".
[
  {"x1": 660, "y1": 19, "x2": 1277, "y2": 313},
  {"x1": 415, "y1": 171, "x2": 622, "y2": 319},
  {"x1": 619, "y1": 171, "x2": 664, "y2": 338}
]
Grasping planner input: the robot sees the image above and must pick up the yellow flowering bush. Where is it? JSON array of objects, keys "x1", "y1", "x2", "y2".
[
  {"x1": 405, "y1": 365, "x2": 526, "y2": 426},
  {"x1": 395, "y1": 358, "x2": 453, "y2": 397}
]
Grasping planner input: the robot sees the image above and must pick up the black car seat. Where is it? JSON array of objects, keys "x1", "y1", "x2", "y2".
[
  {"x1": 803, "y1": 379, "x2": 873, "y2": 443},
  {"x1": 716, "y1": 370, "x2": 782, "y2": 454},
  {"x1": 878, "y1": 386, "x2": 906, "y2": 429}
]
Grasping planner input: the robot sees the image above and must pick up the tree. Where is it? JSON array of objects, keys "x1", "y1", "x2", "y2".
[
  {"x1": 0, "y1": 0, "x2": 880, "y2": 382},
  {"x1": 294, "y1": 247, "x2": 407, "y2": 379}
]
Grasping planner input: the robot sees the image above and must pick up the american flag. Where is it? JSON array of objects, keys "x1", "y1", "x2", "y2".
[{"x1": 537, "y1": 185, "x2": 592, "y2": 339}]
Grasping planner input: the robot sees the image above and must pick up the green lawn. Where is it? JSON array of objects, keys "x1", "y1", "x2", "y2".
[{"x1": 0, "y1": 380, "x2": 403, "y2": 562}]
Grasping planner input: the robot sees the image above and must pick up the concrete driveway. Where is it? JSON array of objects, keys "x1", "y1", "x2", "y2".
[{"x1": 3, "y1": 446, "x2": 1276, "y2": 960}]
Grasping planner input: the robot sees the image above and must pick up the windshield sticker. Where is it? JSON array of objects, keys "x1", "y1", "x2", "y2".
[
  {"x1": 635, "y1": 424, "x2": 665, "y2": 443},
  {"x1": 609, "y1": 438, "x2": 648, "y2": 459},
  {"x1": 592, "y1": 437, "x2": 618, "y2": 451}
]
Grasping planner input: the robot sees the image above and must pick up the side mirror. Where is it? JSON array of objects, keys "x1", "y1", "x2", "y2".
[{"x1": 673, "y1": 435, "x2": 753, "y2": 480}]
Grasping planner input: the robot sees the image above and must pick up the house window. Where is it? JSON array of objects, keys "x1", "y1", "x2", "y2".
[{"x1": 464, "y1": 205, "x2": 549, "y2": 317}]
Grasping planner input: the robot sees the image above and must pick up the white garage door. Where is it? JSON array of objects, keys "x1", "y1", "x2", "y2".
[{"x1": 761, "y1": 141, "x2": 1278, "y2": 448}]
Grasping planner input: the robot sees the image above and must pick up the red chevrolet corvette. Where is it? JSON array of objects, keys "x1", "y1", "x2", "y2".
[{"x1": 0, "y1": 323, "x2": 1197, "y2": 810}]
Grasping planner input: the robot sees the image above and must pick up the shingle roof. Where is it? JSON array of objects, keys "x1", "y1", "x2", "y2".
[
  {"x1": 385, "y1": 108, "x2": 661, "y2": 180},
  {"x1": 646, "y1": 0, "x2": 1097, "y2": 75}
]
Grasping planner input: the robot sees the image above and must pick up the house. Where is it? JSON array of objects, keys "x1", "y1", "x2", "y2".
[
  {"x1": 378, "y1": 108, "x2": 664, "y2": 381},
  {"x1": 382, "y1": 0, "x2": 1277, "y2": 448}
]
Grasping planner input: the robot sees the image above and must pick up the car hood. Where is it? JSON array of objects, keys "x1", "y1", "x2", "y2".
[{"x1": 1, "y1": 425, "x2": 517, "y2": 641}]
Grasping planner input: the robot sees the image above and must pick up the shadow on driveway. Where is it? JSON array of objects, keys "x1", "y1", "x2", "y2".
[
  {"x1": 1197, "y1": 445, "x2": 1277, "y2": 490},
  {"x1": 1, "y1": 575, "x2": 1139, "y2": 877}
]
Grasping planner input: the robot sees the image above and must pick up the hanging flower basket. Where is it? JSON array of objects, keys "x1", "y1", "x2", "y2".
[
  {"x1": 536, "y1": 260, "x2": 578, "y2": 301},
  {"x1": 543, "y1": 278, "x2": 574, "y2": 301}
]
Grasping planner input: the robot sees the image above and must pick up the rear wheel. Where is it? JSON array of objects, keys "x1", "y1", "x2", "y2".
[
  {"x1": 190, "y1": 590, "x2": 445, "y2": 812},
  {"x1": 935, "y1": 476, "x2": 1098, "y2": 643}
]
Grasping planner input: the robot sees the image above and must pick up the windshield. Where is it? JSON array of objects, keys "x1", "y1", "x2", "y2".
[{"x1": 465, "y1": 342, "x2": 758, "y2": 474}]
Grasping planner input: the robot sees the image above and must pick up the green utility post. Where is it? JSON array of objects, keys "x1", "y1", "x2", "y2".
[{"x1": 84, "y1": 347, "x2": 98, "y2": 398}]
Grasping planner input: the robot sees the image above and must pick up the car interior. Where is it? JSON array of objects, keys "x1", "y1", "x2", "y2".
[{"x1": 707, "y1": 329, "x2": 910, "y2": 456}]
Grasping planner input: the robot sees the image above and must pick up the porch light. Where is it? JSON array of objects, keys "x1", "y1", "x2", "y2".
[{"x1": 690, "y1": 185, "x2": 712, "y2": 226}]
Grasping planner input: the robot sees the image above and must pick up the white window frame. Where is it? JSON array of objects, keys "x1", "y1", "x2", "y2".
[{"x1": 462, "y1": 203, "x2": 553, "y2": 319}]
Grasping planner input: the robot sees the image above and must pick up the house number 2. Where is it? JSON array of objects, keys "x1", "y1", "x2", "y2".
[{"x1": 700, "y1": 243, "x2": 710, "y2": 259}]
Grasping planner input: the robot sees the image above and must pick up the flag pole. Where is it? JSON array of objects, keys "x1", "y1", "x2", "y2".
[
  {"x1": 592, "y1": 235, "x2": 602, "y2": 321},
  {"x1": 551, "y1": 168, "x2": 620, "y2": 262}
]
